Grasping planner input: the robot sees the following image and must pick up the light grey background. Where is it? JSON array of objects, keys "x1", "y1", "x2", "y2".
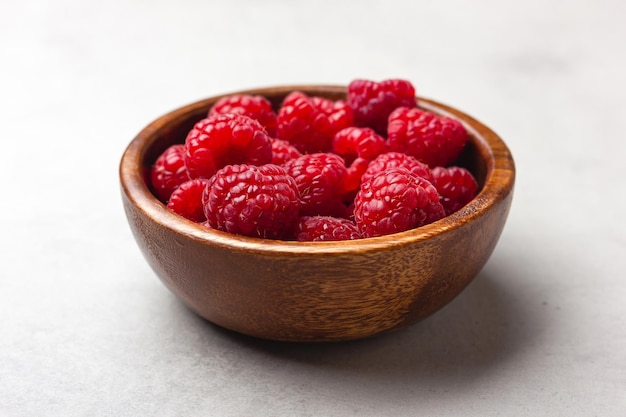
[{"x1": 1, "y1": 0, "x2": 625, "y2": 415}]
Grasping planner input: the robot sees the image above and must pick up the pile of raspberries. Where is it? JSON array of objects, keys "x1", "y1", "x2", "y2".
[{"x1": 150, "y1": 78, "x2": 478, "y2": 241}]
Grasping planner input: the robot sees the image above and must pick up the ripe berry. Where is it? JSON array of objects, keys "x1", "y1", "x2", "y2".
[
  {"x1": 271, "y1": 139, "x2": 302, "y2": 165},
  {"x1": 353, "y1": 167, "x2": 445, "y2": 238},
  {"x1": 166, "y1": 178, "x2": 210, "y2": 222},
  {"x1": 431, "y1": 166, "x2": 479, "y2": 215},
  {"x1": 361, "y1": 151, "x2": 433, "y2": 185},
  {"x1": 184, "y1": 113, "x2": 273, "y2": 179},
  {"x1": 342, "y1": 157, "x2": 371, "y2": 198},
  {"x1": 282, "y1": 153, "x2": 348, "y2": 217},
  {"x1": 332, "y1": 126, "x2": 387, "y2": 165},
  {"x1": 347, "y1": 78, "x2": 417, "y2": 134},
  {"x1": 150, "y1": 144, "x2": 190, "y2": 203},
  {"x1": 276, "y1": 91, "x2": 353, "y2": 154},
  {"x1": 387, "y1": 107, "x2": 468, "y2": 167},
  {"x1": 202, "y1": 164, "x2": 300, "y2": 239},
  {"x1": 310, "y1": 96, "x2": 354, "y2": 137},
  {"x1": 295, "y1": 216, "x2": 362, "y2": 242},
  {"x1": 208, "y1": 94, "x2": 278, "y2": 137}
]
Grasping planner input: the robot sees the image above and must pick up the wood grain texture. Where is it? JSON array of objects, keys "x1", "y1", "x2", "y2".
[{"x1": 119, "y1": 85, "x2": 516, "y2": 342}]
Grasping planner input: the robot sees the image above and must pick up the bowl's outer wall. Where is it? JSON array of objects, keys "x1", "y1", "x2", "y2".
[
  {"x1": 120, "y1": 85, "x2": 515, "y2": 342},
  {"x1": 122, "y1": 191, "x2": 512, "y2": 342}
]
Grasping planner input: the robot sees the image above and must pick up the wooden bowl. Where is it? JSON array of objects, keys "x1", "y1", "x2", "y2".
[{"x1": 119, "y1": 85, "x2": 515, "y2": 342}]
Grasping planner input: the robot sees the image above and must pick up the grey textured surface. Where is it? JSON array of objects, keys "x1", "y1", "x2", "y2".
[{"x1": 1, "y1": 0, "x2": 625, "y2": 415}]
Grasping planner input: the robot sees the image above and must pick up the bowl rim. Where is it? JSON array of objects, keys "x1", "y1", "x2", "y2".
[{"x1": 120, "y1": 84, "x2": 515, "y2": 256}]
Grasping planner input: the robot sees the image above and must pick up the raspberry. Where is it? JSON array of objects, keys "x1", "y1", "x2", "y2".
[
  {"x1": 202, "y1": 164, "x2": 300, "y2": 239},
  {"x1": 387, "y1": 107, "x2": 468, "y2": 167},
  {"x1": 295, "y1": 216, "x2": 362, "y2": 242},
  {"x1": 150, "y1": 144, "x2": 190, "y2": 203},
  {"x1": 166, "y1": 178, "x2": 210, "y2": 222},
  {"x1": 276, "y1": 91, "x2": 353, "y2": 154},
  {"x1": 342, "y1": 157, "x2": 371, "y2": 198},
  {"x1": 361, "y1": 151, "x2": 433, "y2": 185},
  {"x1": 282, "y1": 153, "x2": 348, "y2": 217},
  {"x1": 431, "y1": 166, "x2": 479, "y2": 215},
  {"x1": 310, "y1": 96, "x2": 354, "y2": 136},
  {"x1": 271, "y1": 139, "x2": 302, "y2": 165},
  {"x1": 347, "y1": 78, "x2": 417, "y2": 134},
  {"x1": 184, "y1": 113, "x2": 273, "y2": 179},
  {"x1": 208, "y1": 94, "x2": 278, "y2": 137},
  {"x1": 332, "y1": 127, "x2": 387, "y2": 165},
  {"x1": 353, "y1": 167, "x2": 445, "y2": 238}
]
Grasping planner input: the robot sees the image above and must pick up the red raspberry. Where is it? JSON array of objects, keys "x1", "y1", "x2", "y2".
[
  {"x1": 208, "y1": 94, "x2": 278, "y2": 137},
  {"x1": 276, "y1": 91, "x2": 353, "y2": 154},
  {"x1": 342, "y1": 157, "x2": 370, "y2": 198},
  {"x1": 184, "y1": 113, "x2": 273, "y2": 179},
  {"x1": 347, "y1": 78, "x2": 417, "y2": 134},
  {"x1": 332, "y1": 127, "x2": 387, "y2": 165},
  {"x1": 271, "y1": 139, "x2": 302, "y2": 165},
  {"x1": 295, "y1": 216, "x2": 362, "y2": 242},
  {"x1": 166, "y1": 178, "x2": 210, "y2": 222},
  {"x1": 202, "y1": 164, "x2": 300, "y2": 239},
  {"x1": 361, "y1": 151, "x2": 433, "y2": 185},
  {"x1": 150, "y1": 144, "x2": 190, "y2": 203},
  {"x1": 282, "y1": 153, "x2": 348, "y2": 217},
  {"x1": 353, "y1": 167, "x2": 445, "y2": 238},
  {"x1": 387, "y1": 107, "x2": 468, "y2": 167},
  {"x1": 431, "y1": 166, "x2": 479, "y2": 215},
  {"x1": 310, "y1": 96, "x2": 354, "y2": 136}
]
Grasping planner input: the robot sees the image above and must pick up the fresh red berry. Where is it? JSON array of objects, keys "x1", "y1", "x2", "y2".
[
  {"x1": 282, "y1": 153, "x2": 348, "y2": 217},
  {"x1": 208, "y1": 94, "x2": 278, "y2": 137},
  {"x1": 202, "y1": 164, "x2": 300, "y2": 239},
  {"x1": 310, "y1": 96, "x2": 354, "y2": 136},
  {"x1": 342, "y1": 157, "x2": 371, "y2": 198},
  {"x1": 295, "y1": 216, "x2": 362, "y2": 242},
  {"x1": 332, "y1": 126, "x2": 387, "y2": 165},
  {"x1": 387, "y1": 107, "x2": 468, "y2": 167},
  {"x1": 353, "y1": 167, "x2": 445, "y2": 238},
  {"x1": 166, "y1": 178, "x2": 210, "y2": 222},
  {"x1": 276, "y1": 92, "x2": 353, "y2": 154},
  {"x1": 150, "y1": 144, "x2": 190, "y2": 203},
  {"x1": 431, "y1": 166, "x2": 479, "y2": 215},
  {"x1": 184, "y1": 113, "x2": 273, "y2": 179},
  {"x1": 347, "y1": 78, "x2": 417, "y2": 134},
  {"x1": 271, "y1": 139, "x2": 302, "y2": 165},
  {"x1": 361, "y1": 151, "x2": 433, "y2": 185}
]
